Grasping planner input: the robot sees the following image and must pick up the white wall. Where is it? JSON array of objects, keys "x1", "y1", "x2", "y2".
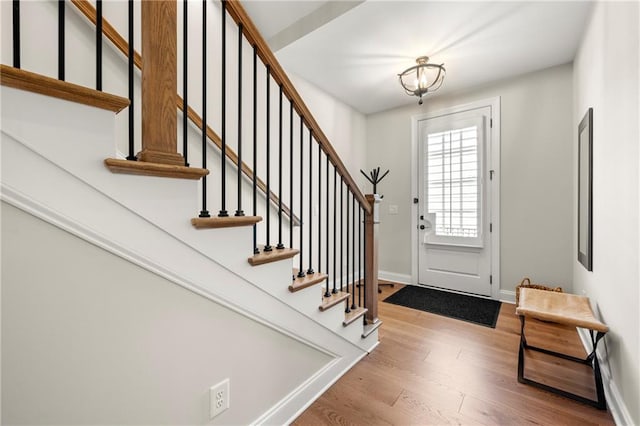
[
  {"x1": 366, "y1": 64, "x2": 574, "y2": 295},
  {"x1": 1, "y1": 202, "x2": 331, "y2": 425},
  {"x1": 288, "y1": 71, "x2": 368, "y2": 192},
  {"x1": 573, "y1": 2, "x2": 639, "y2": 424}
]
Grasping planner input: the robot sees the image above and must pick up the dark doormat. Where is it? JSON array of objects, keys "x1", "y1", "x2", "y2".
[{"x1": 383, "y1": 285, "x2": 501, "y2": 328}]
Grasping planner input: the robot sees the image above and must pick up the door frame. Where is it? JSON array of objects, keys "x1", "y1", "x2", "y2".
[{"x1": 410, "y1": 97, "x2": 501, "y2": 299}]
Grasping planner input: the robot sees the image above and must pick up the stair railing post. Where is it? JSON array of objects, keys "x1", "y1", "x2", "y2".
[
  {"x1": 364, "y1": 194, "x2": 381, "y2": 324},
  {"x1": 138, "y1": 0, "x2": 185, "y2": 166}
]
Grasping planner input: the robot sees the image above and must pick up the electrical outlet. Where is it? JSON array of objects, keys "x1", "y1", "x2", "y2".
[
  {"x1": 389, "y1": 205, "x2": 398, "y2": 215},
  {"x1": 210, "y1": 379, "x2": 230, "y2": 419}
]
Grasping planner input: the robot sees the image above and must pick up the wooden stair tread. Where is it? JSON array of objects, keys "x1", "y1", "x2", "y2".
[
  {"x1": 289, "y1": 270, "x2": 328, "y2": 292},
  {"x1": 1, "y1": 65, "x2": 129, "y2": 113},
  {"x1": 362, "y1": 320, "x2": 382, "y2": 338},
  {"x1": 191, "y1": 216, "x2": 262, "y2": 229},
  {"x1": 319, "y1": 291, "x2": 350, "y2": 312},
  {"x1": 104, "y1": 158, "x2": 208, "y2": 180},
  {"x1": 248, "y1": 247, "x2": 299, "y2": 266},
  {"x1": 343, "y1": 307, "x2": 368, "y2": 326}
]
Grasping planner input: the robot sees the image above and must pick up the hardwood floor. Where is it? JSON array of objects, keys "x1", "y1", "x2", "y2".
[{"x1": 293, "y1": 284, "x2": 615, "y2": 425}]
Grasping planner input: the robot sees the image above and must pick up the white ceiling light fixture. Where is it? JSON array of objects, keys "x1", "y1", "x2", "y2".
[{"x1": 398, "y1": 56, "x2": 446, "y2": 105}]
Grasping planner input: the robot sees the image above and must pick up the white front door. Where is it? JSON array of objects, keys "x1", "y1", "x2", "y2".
[{"x1": 417, "y1": 106, "x2": 493, "y2": 296}]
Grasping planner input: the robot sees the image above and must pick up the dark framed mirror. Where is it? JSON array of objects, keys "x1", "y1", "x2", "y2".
[{"x1": 578, "y1": 108, "x2": 593, "y2": 271}]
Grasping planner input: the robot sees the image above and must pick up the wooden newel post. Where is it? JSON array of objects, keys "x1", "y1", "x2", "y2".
[
  {"x1": 138, "y1": 0, "x2": 184, "y2": 166},
  {"x1": 364, "y1": 194, "x2": 381, "y2": 325}
]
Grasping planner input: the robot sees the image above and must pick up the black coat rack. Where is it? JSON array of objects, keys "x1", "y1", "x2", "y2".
[{"x1": 360, "y1": 167, "x2": 389, "y2": 195}]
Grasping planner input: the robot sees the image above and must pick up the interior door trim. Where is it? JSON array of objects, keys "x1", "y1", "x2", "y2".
[{"x1": 410, "y1": 97, "x2": 501, "y2": 300}]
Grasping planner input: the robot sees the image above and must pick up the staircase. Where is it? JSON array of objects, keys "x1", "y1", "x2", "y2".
[{"x1": 1, "y1": 0, "x2": 381, "y2": 423}]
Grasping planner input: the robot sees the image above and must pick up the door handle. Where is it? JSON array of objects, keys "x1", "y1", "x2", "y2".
[{"x1": 420, "y1": 225, "x2": 425, "y2": 230}]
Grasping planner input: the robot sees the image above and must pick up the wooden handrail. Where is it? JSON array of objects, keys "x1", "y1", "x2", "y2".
[
  {"x1": 70, "y1": 0, "x2": 300, "y2": 225},
  {"x1": 225, "y1": 0, "x2": 371, "y2": 215}
]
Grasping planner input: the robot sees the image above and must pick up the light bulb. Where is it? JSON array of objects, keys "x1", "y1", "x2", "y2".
[{"x1": 419, "y1": 73, "x2": 428, "y2": 90}]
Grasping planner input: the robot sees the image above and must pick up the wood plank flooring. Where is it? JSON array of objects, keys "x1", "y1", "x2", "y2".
[{"x1": 293, "y1": 284, "x2": 615, "y2": 425}]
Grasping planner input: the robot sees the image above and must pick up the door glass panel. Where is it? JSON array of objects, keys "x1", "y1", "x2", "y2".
[{"x1": 425, "y1": 125, "x2": 480, "y2": 243}]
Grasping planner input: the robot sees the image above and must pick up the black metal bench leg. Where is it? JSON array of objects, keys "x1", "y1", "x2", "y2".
[
  {"x1": 516, "y1": 316, "x2": 607, "y2": 410},
  {"x1": 591, "y1": 331, "x2": 607, "y2": 409},
  {"x1": 517, "y1": 315, "x2": 527, "y2": 384}
]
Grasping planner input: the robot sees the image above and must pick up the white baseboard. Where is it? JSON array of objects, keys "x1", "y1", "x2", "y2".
[
  {"x1": 379, "y1": 270, "x2": 412, "y2": 284},
  {"x1": 257, "y1": 350, "x2": 368, "y2": 425},
  {"x1": 577, "y1": 328, "x2": 634, "y2": 426},
  {"x1": 499, "y1": 289, "x2": 516, "y2": 304}
]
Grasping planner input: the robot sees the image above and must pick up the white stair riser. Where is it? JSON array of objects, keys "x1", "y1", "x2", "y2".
[
  {"x1": 338, "y1": 319, "x2": 366, "y2": 345},
  {"x1": 359, "y1": 330, "x2": 380, "y2": 353}
]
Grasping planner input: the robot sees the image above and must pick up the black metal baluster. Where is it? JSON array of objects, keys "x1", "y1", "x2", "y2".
[
  {"x1": 58, "y1": 0, "x2": 65, "y2": 80},
  {"x1": 297, "y1": 116, "x2": 305, "y2": 277},
  {"x1": 289, "y1": 101, "x2": 294, "y2": 251},
  {"x1": 235, "y1": 23, "x2": 244, "y2": 216},
  {"x1": 351, "y1": 193, "x2": 357, "y2": 310},
  {"x1": 276, "y1": 86, "x2": 284, "y2": 249},
  {"x1": 199, "y1": 0, "x2": 210, "y2": 218},
  {"x1": 307, "y1": 128, "x2": 314, "y2": 275},
  {"x1": 264, "y1": 65, "x2": 272, "y2": 251},
  {"x1": 345, "y1": 184, "x2": 350, "y2": 313},
  {"x1": 252, "y1": 45, "x2": 258, "y2": 253},
  {"x1": 325, "y1": 154, "x2": 330, "y2": 298},
  {"x1": 96, "y1": 0, "x2": 102, "y2": 91},
  {"x1": 318, "y1": 144, "x2": 322, "y2": 278},
  {"x1": 332, "y1": 167, "x2": 337, "y2": 294},
  {"x1": 358, "y1": 204, "x2": 362, "y2": 307},
  {"x1": 127, "y1": 0, "x2": 136, "y2": 161},
  {"x1": 340, "y1": 179, "x2": 344, "y2": 293},
  {"x1": 363, "y1": 205, "x2": 367, "y2": 320},
  {"x1": 12, "y1": 0, "x2": 20, "y2": 68},
  {"x1": 219, "y1": 0, "x2": 228, "y2": 217}
]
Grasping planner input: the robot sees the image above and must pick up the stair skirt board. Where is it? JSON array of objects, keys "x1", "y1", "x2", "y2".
[
  {"x1": 0, "y1": 140, "x2": 354, "y2": 356},
  {"x1": 3, "y1": 103, "x2": 370, "y2": 356}
]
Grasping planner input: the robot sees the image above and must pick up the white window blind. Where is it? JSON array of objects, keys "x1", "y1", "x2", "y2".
[{"x1": 426, "y1": 126, "x2": 479, "y2": 238}]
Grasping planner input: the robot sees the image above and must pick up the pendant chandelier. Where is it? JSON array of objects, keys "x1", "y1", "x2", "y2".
[{"x1": 398, "y1": 56, "x2": 446, "y2": 105}]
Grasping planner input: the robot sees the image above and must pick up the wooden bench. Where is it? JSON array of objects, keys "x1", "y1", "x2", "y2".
[{"x1": 516, "y1": 288, "x2": 609, "y2": 409}]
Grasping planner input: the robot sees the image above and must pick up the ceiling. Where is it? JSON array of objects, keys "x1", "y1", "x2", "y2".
[{"x1": 242, "y1": 1, "x2": 593, "y2": 115}]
